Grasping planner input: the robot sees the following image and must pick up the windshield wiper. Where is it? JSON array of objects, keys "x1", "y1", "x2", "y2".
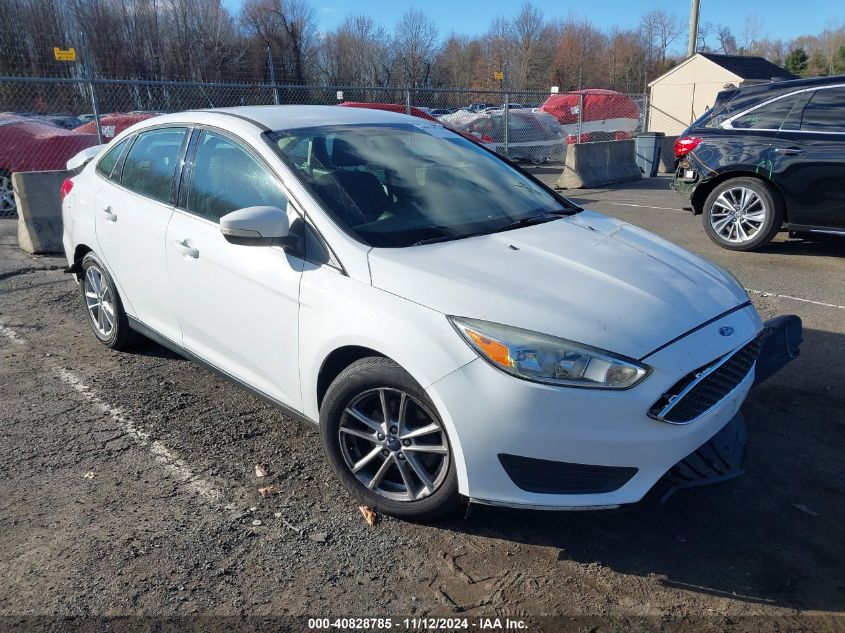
[
  {"x1": 412, "y1": 211, "x2": 573, "y2": 246},
  {"x1": 413, "y1": 232, "x2": 487, "y2": 246},
  {"x1": 495, "y1": 210, "x2": 571, "y2": 232}
]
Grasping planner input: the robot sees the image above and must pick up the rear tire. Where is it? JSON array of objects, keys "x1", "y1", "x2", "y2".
[
  {"x1": 703, "y1": 177, "x2": 783, "y2": 251},
  {"x1": 80, "y1": 253, "x2": 137, "y2": 350},
  {"x1": 320, "y1": 357, "x2": 460, "y2": 521}
]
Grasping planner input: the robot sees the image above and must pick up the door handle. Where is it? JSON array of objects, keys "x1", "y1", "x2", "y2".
[
  {"x1": 102, "y1": 206, "x2": 117, "y2": 222},
  {"x1": 774, "y1": 147, "x2": 805, "y2": 156},
  {"x1": 174, "y1": 239, "x2": 199, "y2": 259}
]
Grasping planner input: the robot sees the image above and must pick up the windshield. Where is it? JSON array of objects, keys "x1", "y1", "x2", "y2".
[{"x1": 265, "y1": 123, "x2": 575, "y2": 247}]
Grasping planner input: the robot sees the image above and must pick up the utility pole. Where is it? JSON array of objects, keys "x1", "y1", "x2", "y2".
[{"x1": 687, "y1": 0, "x2": 701, "y2": 58}]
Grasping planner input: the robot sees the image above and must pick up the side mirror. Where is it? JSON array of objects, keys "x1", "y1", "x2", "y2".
[{"x1": 219, "y1": 204, "x2": 290, "y2": 246}]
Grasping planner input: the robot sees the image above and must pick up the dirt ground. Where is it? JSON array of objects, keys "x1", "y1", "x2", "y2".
[{"x1": 0, "y1": 178, "x2": 843, "y2": 631}]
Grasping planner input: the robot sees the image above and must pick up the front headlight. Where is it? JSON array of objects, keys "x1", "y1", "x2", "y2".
[{"x1": 449, "y1": 316, "x2": 649, "y2": 389}]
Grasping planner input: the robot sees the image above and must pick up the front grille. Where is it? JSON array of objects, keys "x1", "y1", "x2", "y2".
[
  {"x1": 650, "y1": 333, "x2": 764, "y2": 424},
  {"x1": 498, "y1": 454, "x2": 637, "y2": 494}
]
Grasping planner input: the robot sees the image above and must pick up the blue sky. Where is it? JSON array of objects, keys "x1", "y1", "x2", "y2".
[{"x1": 257, "y1": 0, "x2": 839, "y2": 48}]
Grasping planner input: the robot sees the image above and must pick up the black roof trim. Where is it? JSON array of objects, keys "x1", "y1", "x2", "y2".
[{"x1": 726, "y1": 73, "x2": 845, "y2": 98}]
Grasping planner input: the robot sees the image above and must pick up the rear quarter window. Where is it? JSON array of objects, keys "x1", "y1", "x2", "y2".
[
  {"x1": 96, "y1": 138, "x2": 129, "y2": 179},
  {"x1": 800, "y1": 87, "x2": 845, "y2": 133},
  {"x1": 729, "y1": 93, "x2": 803, "y2": 130}
]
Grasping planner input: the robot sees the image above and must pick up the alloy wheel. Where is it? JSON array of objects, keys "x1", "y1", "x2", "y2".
[
  {"x1": 338, "y1": 387, "x2": 450, "y2": 502},
  {"x1": 709, "y1": 186, "x2": 767, "y2": 244},
  {"x1": 0, "y1": 171, "x2": 16, "y2": 217},
  {"x1": 84, "y1": 265, "x2": 115, "y2": 337}
]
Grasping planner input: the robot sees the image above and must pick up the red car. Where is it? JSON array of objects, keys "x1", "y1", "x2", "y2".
[
  {"x1": 337, "y1": 102, "x2": 439, "y2": 122},
  {"x1": 0, "y1": 114, "x2": 99, "y2": 216},
  {"x1": 73, "y1": 112, "x2": 159, "y2": 140},
  {"x1": 539, "y1": 89, "x2": 640, "y2": 143}
]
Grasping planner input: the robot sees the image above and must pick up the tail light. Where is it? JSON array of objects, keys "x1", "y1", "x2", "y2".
[
  {"x1": 480, "y1": 134, "x2": 493, "y2": 143},
  {"x1": 59, "y1": 178, "x2": 74, "y2": 202},
  {"x1": 674, "y1": 136, "x2": 702, "y2": 158},
  {"x1": 566, "y1": 133, "x2": 592, "y2": 144}
]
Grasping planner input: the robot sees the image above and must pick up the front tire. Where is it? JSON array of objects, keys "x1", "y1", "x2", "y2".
[
  {"x1": 80, "y1": 253, "x2": 137, "y2": 350},
  {"x1": 703, "y1": 177, "x2": 784, "y2": 251},
  {"x1": 320, "y1": 357, "x2": 460, "y2": 520}
]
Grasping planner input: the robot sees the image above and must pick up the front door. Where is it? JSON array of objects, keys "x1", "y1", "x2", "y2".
[
  {"x1": 166, "y1": 128, "x2": 304, "y2": 410},
  {"x1": 770, "y1": 85, "x2": 845, "y2": 231}
]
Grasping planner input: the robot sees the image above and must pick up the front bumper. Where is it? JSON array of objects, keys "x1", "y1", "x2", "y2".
[{"x1": 427, "y1": 311, "x2": 801, "y2": 511}]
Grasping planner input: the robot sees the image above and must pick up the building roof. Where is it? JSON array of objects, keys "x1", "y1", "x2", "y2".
[
  {"x1": 698, "y1": 53, "x2": 796, "y2": 80},
  {"x1": 648, "y1": 53, "x2": 796, "y2": 87}
]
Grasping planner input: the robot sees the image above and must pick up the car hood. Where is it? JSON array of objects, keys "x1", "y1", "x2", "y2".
[{"x1": 368, "y1": 211, "x2": 749, "y2": 360}]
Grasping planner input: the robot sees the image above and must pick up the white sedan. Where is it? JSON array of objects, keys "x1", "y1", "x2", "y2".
[{"x1": 60, "y1": 106, "x2": 799, "y2": 519}]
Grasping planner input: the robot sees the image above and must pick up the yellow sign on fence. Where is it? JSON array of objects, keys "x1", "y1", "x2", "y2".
[
  {"x1": 53, "y1": 47, "x2": 77, "y2": 62},
  {"x1": 493, "y1": 71, "x2": 504, "y2": 81}
]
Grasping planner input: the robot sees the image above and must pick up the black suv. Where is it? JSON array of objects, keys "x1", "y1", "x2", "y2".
[{"x1": 672, "y1": 75, "x2": 845, "y2": 250}]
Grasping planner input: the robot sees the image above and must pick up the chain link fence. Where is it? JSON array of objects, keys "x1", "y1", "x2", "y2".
[{"x1": 0, "y1": 76, "x2": 651, "y2": 217}]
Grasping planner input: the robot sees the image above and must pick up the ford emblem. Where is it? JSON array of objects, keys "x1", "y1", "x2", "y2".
[{"x1": 719, "y1": 326, "x2": 735, "y2": 337}]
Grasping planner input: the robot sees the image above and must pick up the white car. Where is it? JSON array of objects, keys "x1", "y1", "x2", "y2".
[{"x1": 61, "y1": 106, "x2": 799, "y2": 519}]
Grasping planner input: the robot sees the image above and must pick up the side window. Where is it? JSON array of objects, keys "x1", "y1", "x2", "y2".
[
  {"x1": 120, "y1": 127, "x2": 187, "y2": 204},
  {"x1": 730, "y1": 93, "x2": 802, "y2": 130},
  {"x1": 187, "y1": 130, "x2": 286, "y2": 222},
  {"x1": 800, "y1": 87, "x2": 845, "y2": 133},
  {"x1": 96, "y1": 137, "x2": 129, "y2": 179}
]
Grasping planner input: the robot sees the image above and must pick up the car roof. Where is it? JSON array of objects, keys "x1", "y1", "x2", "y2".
[
  {"x1": 178, "y1": 105, "x2": 424, "y2": 130},
  {"x1": 730, "y1": 74, "x2": 845, "y2": 99}
]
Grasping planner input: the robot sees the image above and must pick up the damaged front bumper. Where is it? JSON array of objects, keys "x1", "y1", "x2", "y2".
[
  {"x1": 467, "y1": 315, "x2": 803, "y2": 512},
  {"x1": 650, "y1": 314, "x2": 803, "y2": 503}
]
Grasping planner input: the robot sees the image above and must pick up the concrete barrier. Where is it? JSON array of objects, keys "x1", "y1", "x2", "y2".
[
  {"x1": 13, "y1": 170, "x2": 71, "y2": 254},
  {"x1": 556, "y1": 140, "x2": 641, "y2": 189},
  {"x1": 658, "y1": 135, "x2": 678, "y2": 174}
]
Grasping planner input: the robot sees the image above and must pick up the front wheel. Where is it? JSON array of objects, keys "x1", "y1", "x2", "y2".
[
  {"x1": 702, "y1": 177, "x2": 784, "y2": 251},
  {"x1": 320, "y1": 357, "x2": 460, "y2": 520}
]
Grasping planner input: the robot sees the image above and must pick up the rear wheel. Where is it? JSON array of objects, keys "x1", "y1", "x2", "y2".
[
  {"x1": 703, "y1": 177, "x2": 783, "y2": 251},
  {"x1": 80, "y1": 253, "x2": 137, "y2": 350},
  {"x1": 320, "y1": 357, "x2": 460, "y2": 520}
]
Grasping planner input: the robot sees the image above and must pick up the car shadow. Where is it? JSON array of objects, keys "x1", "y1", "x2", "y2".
[
  {"x1": 435, "y1": 326, "x2": 845, "y2": 612},
  {"x1": 125, "y1": 337, "x2": 186, "y2": 361},
  {"x1": 762, "y1": 234, "x2": 845, "y2": 257}
]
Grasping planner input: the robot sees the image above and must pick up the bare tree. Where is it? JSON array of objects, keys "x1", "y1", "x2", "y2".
[
  {"x1": 640, "y1": 9, "x2": 684, "y2": 65},
  {"x1": 715, "y1": 25, "x2": 738, "y2": 55},
  {"x1": 512, "y1": 2, "x2": 547, "y2": 90},
  {"x1": 318, "y1": 14, "x2": 389, "y2": 86},
  {"x1": 241, "y1": 0, "x2": 318, "y2": 84},
  {"x1": 740, "y1": 14, "x2": 765, "y2": 53},
  {"x1": 392, "y1": 8, "x2": 438, "y2": 88}
]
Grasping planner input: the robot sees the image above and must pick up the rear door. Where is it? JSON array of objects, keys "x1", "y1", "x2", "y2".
[
  {"x1": 94, "y1": 126, "x2": 189, "y2": 342},
  {"x1": 720, "y1": 91, "x2": 806, "y2": 175},
  {"x1": 770, "y1": 85, "x2": 845, "y2": 231},
  {"x1": 165, "y1": 128, "x2": 304, "y2": 409}
]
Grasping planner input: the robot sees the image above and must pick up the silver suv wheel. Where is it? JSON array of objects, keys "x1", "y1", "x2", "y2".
[{"x1": 709, "y1": 186, "x2": 767, "y2": 244}]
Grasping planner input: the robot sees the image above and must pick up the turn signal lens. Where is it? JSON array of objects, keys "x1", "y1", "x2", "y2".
[
  {"x1": 674, "y1": 136, "x2": 702, "y2": 158},
  {"x1": 59, "y1": 178, "x2": 74, "y2": 202},
  {"x1": 464, "y1": 328, "x2": 512, "y2": 368}
]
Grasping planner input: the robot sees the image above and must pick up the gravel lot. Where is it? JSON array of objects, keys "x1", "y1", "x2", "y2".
[{"x1": 1, "y1": 176, "x2": 843, "y2": 630}]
